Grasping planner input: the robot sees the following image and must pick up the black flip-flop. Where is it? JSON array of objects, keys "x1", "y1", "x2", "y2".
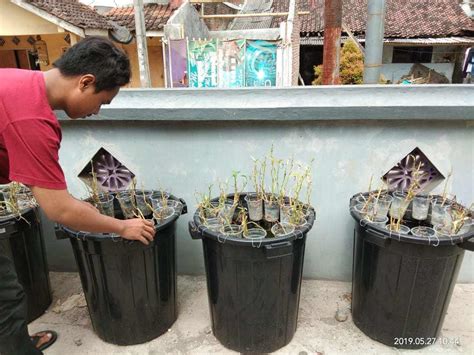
[{"x1": 30, "y1": 330, "x2": 58, "y2": 352}]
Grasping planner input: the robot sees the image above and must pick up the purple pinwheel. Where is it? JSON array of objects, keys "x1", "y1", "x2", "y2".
[
  {"x1": 78, "y1": 148, "x2": 135, "y2": 192},
  {"x1": 382, "y1": 147, "x2": 444, "y2": 193}
]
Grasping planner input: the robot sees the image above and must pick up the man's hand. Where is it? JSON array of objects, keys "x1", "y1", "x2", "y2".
[
  {"x1": 30, "y1": 186, "x2": 155, "y2": 245},
  {"x1": 119, "y1": 218, "x2": 155, "y2": 245}
]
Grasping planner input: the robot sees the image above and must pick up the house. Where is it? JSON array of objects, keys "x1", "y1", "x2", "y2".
[
  {"x1": 0, "y1": 0, "x2": 180, "y2": 88},
  {"x1": 200, "y1": 0, "x2": 474, "y2": 84},
  {"x1": 103, "y1": 1, "x2": 180, "y2": 87},
  {"x1": 0, "y1": 0, "x2": 114, "y2": 71},
  {"x1": 274, "y1": 0, "x2": 474, "y2": 84}
]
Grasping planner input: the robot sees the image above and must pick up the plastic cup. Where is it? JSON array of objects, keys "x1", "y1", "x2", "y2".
[
  {"x1": 150, "y1": 191, "x2": 171, "y2": 211},
  {"x1": 245, "y1": 194, "x2": 263, "y2": 221},
  {"x1": 430, "y1": 199, "x2": 450, "y2": 227},
  {"x1": 280, "y1": 203, "x2": 292, "y2": 223},
  {"x1": 389, "y1": 191, "x2": 410, "y2": 220},
  {"x1": 153, "y1": 207, "x2": 175, "y2": 224},
  {"x1": 411, "y1": 226, "x2": 436, "y2": 238},
  {"x1": 454, "y1": 218, "x2": 473, "y2": 235},
  {"x1": 412, "y1": 195, "x2": 430, "y2": 221},
  {"x1": 218, "y1": 201, "x2": 237, "y2": 223},
  {"x1": 271, "y1": 222, "x2": 295, "y2": 238},
  {"x1": 355, "y1": 194, "x2": 368, "y2": 204},
  {"x1": 220, "y1": 224, "x2": 243, "y2": 238},
  {"x1": 243, "y1": 228, "x2": 267, "y2": 240},
  {"x1": 373, "y1": 195, "x2": 393, "y2": 219},
  {"x1": 354, "y1": 202, "x2": 374, "y2": 216},
  {"x1": 203, "y1": 217, "x2": 223, "y2": 232},
  {"x1": 197, "y1": 202, "x2": 220, "y2": 219},
  {"x1": 154, "y1": 199, "x2": 183, "y2": 212},
  {"x1": 2, "y1": 191, "x2": 34, "y2": 212},
  {"x1": 364, "y1": 215, "x2": 388, "y2": 227},
  {"x1": 434, "y1": 224, "x2": 452, "y2": 237},
  {"x1": 117, "y1": 194, "x2": 136, "y2": 219},
  {"x1": 385, "y1": 224, "x2": 410, "y2": 235},
  {"x1": 96, "y1": 195, "x2": 115, "y2": 218},
  {"x1": 264, "y1": 199, "x2": 280, "y2": 222},
  {"x1": 135, "y1": 191, "x2": 153, "y2": 215}
]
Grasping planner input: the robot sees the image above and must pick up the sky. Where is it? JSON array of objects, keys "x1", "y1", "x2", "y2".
[{"x1": 79, "y1": 0, "x2": 134, "y2": 7}]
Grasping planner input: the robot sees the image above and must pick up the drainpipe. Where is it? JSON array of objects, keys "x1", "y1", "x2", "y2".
[
  {"x1": 363, "y1": 0, "x2": 386, "y2": 84},
  {"x1": 134, "y1": 0, "x2": 152, "y2": 87},
  {"x1": 322, "y1": 0, "x2": 342, "y2": 85}
]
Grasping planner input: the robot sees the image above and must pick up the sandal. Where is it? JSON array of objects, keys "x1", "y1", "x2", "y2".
[{"x1": 30, "y1": 330, "x2": 58, "y2": 351}]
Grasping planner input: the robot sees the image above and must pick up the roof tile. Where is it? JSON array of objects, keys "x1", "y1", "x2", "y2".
[
  {"x1": 26, "y1": 0, "x2": 113, "y2": 29},
  {"x1": 275, "y1": 0, "x2": 474, "y2": 37},
  {"x1": 105, "y1": 4, "x2": 174, "y2": 31}
]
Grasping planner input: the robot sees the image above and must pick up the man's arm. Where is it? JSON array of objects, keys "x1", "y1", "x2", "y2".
[{"x1": 30, "y1": 187, "x2": 155, "y2": 245}]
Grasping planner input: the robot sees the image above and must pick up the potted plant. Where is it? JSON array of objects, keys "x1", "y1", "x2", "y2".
[{"x1": 188, "y1": 147, "x2": 316, "y2": 353}]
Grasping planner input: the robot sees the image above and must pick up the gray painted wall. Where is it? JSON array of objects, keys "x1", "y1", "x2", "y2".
[{"x1": 43, "y1": 86, "x2": 474, "y2": 282}]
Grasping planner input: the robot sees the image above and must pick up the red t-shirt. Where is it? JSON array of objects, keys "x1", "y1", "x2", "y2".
[{"x1": 0, "y1": 69, "x2": 66, "y2": 189}]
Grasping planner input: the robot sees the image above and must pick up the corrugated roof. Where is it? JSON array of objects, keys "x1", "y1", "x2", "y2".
[
  {"x1": 26, "y1": 0, "x2": 113, "y2": 29},
  {"x1": 384, "y1": 37, "x2": 474, "y2": 45},
  {"x1": 105, "y1": 3, "x2": 174, "y2": 31},
  {"x1": 227, "y1": 0, "x2": 274, "y2": 31}
]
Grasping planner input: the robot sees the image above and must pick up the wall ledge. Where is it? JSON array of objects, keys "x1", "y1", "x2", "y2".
[{"x1": 57, "y1": 85, "x2": 474, "y2": 121}]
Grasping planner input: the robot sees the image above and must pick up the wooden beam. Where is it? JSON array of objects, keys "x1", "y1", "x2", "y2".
[
  {"x1": 342, "y1": 24, "x2": 365, "y2": 56},
  {"x1": 200, "y1": 11, "x2": 310, "y2": 19}
]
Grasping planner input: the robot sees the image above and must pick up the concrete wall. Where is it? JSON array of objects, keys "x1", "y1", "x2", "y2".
[
  {"x1": 165, "y1": 2, "x2": 209, "y2": 40},
  {"x1": 43, "y1": 86, "x2": 474, "y2": 283}
]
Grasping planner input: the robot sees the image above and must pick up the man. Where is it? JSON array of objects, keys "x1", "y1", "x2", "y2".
[{"x1": 0, "y1": 37, "x2": 155, "y2": 354}]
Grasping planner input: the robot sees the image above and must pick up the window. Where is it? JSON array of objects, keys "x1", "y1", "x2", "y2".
[{"x1": 392, "y1": 46, "x2": 433, "y2": 63}]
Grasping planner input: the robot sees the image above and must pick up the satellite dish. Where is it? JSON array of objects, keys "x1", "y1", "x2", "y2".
[{"x1": 108, "y1": 21, "x2": 134, "y2": 45}]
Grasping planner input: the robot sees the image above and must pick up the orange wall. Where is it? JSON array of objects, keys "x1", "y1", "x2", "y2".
[
  {"x1": 0, "y1": 33, "x2": 73, "y2": 70},
  {"x1": 0, "y1": 33, "x2": 165, "y2": 88},
  {"x1": 118, "y1": 37, "x2": 165, "y2": 88}
]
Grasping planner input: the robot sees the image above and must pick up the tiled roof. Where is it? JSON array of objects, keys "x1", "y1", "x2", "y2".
[
  {"x1": 105, "y1": 4, "x2": 174, "y2": 31},
  {"x1": 272, "y1": 0, "x2": 474, "y2": 37},
  {"x1": 26, "y1": 0, "x2": 113, "y2": 29}
]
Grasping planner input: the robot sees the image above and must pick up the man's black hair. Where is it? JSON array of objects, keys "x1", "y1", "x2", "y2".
[{"x1": 53, "y1": 36, "x2": 131, "y2": 92}]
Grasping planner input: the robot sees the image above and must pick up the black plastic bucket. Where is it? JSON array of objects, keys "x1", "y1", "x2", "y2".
[
  {"x1": 188, "y1": 193, "x2": 316, "y2": 353},
  {"x1": 0, "y1": 208, "x2": 52, "y2": 323},
  {"x1": 350, "y1": 192, "x2": 473, "y2": 349},
  {"x1": 56, "y1": 192, "x2": 187, "y2": 345}
]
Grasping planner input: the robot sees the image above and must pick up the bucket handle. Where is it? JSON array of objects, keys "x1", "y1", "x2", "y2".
[
  {"x1": 265, "y1": 241, "x2": 293, "y2": 259},
  {"x1": 0, "y1": 220, "x2": 17, "y2": 236},
  {"x1": 54, "y1": 224, "x2": 68, "y2": 240},
  {"x1": 179, "y1": 198, "x2": 188, "y2": 215},
  {"x1": 458, "y1": 237, "x2": 474, "y2": 251},
  {"x1": 364, "y1": 227, "x2": 390, "y2": 248},
  {"x1": 188, "y1": 221, "x2": 202, "y2": 240}
]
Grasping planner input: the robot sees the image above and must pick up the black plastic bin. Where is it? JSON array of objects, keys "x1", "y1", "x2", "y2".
[
  {"x1": 0, "y1": 208, "x2": 52, "y2": 323},
  {"x1": 188, "y1": 193, "x2": 316, "y2": 353},
  {"x1": 350, "y1": 192, "x2": 474, "y2": 349},
  {"x1": 56, "y1": 192, "x2": 187, "y2": 346}
]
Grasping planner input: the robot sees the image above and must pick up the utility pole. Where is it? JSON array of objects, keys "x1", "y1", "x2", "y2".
[
  {"x1": 133, "y1": 0, "x2": 152, "y2": 87},
  {"x1": 322, "y1": 0, "x2": 342, "y2": 85},
  {"x1": 363, "y1": 0, "x2": 385, "y2": 84}
]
